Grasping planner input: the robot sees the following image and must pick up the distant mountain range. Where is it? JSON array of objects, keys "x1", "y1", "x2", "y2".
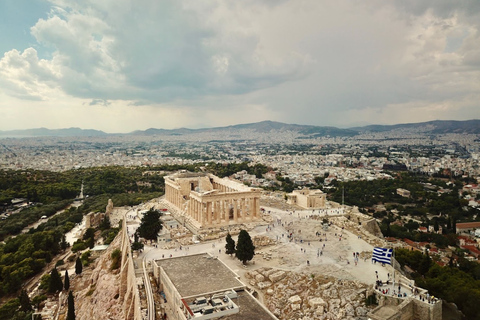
[
  {"x1": 350, "y1": 120, "x2": 480, "y2": 134},
  {"x1": 0, "y1": 127, "x2": 107, "y2": 137},
  {"x1": 1, "y1": 120, "x2": 479, "y2": 138}
]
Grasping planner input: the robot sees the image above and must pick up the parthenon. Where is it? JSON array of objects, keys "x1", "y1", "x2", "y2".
[{"x1": 164, "y1": 171, "x2": 262, "y2": 229}]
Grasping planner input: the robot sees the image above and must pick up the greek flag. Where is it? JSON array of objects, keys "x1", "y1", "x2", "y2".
[{"x1": 372, "y1": 247, "x2": 392, "y2": 265}]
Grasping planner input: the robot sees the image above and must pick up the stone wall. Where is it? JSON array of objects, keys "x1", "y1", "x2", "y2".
[
  {"x1": 120, "y1": 216, "x2": 142, "y2": 320},
  {"x1": 369, "y1": 295, "x2": 442, "y2": 320}
]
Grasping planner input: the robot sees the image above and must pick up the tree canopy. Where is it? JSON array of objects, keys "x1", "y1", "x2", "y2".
[
  {"x1": 18, "y1": 289, "x2": 31, "y2": 312},
  {"x1": 137, "y1": 208, "x2": 163, "y2": 241},
  {"x1": 225, "y1": 233, "x2": 235, "y2": 256},
  {"x1": 64, "y1": 270, "x2": 70, "y2": 291},
  {"x1": 75, "y1": 257, "x2": 83, "y2": 275},
  {"x1": 48, "y1": 268, "x2": 63, "y2": 293},
  {"x1": 67, "y1": 290, "x2": 75, "y2": 320},
  {"x1": 235, "y1": 230, "x2": 255, "y2": 265},
  {"x1": 395, "y1": 248, "x2": 480, "y2": 320}
]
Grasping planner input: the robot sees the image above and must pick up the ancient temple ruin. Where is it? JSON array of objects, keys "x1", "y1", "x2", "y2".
[
  {"x1": 164, "y1": 171, "x2": 261, "y2": 229},
  {"x1": 286, "y1": 188, "x2": 326, "y2": 209}
]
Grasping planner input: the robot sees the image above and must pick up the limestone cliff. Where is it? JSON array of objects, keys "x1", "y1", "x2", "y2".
[{"x1": 72, "y1": 235, "x2": 125, "y2": 320}]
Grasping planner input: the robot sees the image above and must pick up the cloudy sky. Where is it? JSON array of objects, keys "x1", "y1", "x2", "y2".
[{"x1": 0, "y1": 0, "x2": 479, "y2": 133}]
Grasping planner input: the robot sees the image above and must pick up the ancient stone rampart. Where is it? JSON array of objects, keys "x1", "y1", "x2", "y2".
[
  {"x1": 369, "y1": 294, "x2": 442, "y2": 320},
  {"x1": 120, "y1": 216, "x2": 142, "y2": 320}
]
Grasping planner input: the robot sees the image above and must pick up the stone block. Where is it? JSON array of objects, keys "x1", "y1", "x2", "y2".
[
  {"x1": 269, "y1": 271, "x2": 286, "y2": 283},
  {"x1": 257, "y1": 281, "x2": 272, "y2": 289},
  {"x1": 308, "y1": 297, "x2": 326, "y2": 308},
  {"x1": 320, "y1": 282, "x2": 332, "y2": 290},
  {"x1": 264, "y1": 269, "x2": 276, "y2": 277},
  {"x1": 255, "y1": 274, "x2": 265, "y2": 282},
  {"x1": 288, "y1": 295, "x2": 302, "y2": 304},
  {"x1": 355, "y1": 306, "x2": 367, "y2": 317},
  {"x1": 315, "y1": 305, "x2": 324, "y2": 315},
  {"x1": 329, "y1": 299, "x2": 341, "y2": 311},
  {"x1": 345, "y1": 303, "x2": 355, "y2": 316}
]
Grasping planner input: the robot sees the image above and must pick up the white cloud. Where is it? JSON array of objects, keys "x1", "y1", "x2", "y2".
[
  {"x1": 16, "y1": 0, "x2": 309, "y2": 103},
  {"x1": 0, "y1": 0, "x2": 479, "y2": 131},
  {"x1": 0, "y1": 47, "x2": 61, "y2": 100}
]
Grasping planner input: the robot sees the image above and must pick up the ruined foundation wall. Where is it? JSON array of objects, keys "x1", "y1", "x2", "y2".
[{"x1": 121, "y1": 217, "x2": 142, "y2": 320}]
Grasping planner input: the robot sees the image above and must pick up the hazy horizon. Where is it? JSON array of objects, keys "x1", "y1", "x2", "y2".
[{"x1": 0, "y1": 118, "x2": 479, "y2": 135}]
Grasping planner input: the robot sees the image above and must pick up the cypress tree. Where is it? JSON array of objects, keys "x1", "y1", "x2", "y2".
[
  {"x1": 49, "y1": 268, "x2": 63, "y2": 293},
  {"x1": 225, "y1": 233, "x2": 236, "y2": 256},
  {"x1": 19, "y1": 288, "x2": 32, "y2": 312},
  {"x1": 75, "y1": 257, "x2": 83, "y2": 275},
  {"x1": 235, "y1": 230, "x2": 255, "y2": 265},
  {"x1": 64, "y1": 270, "x2": 70, "y2": 291},
  {"x1": 67, "y1": 290, "x2": 75, "y2": 320},
  {"x1": 419, "y1": 250, "x2": 432, "y2": 275}
]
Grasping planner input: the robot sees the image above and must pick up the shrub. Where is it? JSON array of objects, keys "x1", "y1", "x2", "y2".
[
  {"x1": 71, "y1": 242, "x2": 86, "y2": 253},
  {"x1": 110, "y1": 249, "x2": 122, "y2": 270}
]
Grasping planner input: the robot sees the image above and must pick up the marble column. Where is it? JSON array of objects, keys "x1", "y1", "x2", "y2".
[
  {"x1": 207, "y1": 202, "x2": 212, "y2": 225},
  {"x1": 252, "y1": 198, "x2": 256, "y2": 218},
  {"x1": 216, "y1": 201, "x2": 221, "y2": 224},
  {"x1": 234, "y1": 199, "x2": 238, "y2": 222},
  {"x1": 241, "y1": 198, "x2": 246, "y2": 220}
]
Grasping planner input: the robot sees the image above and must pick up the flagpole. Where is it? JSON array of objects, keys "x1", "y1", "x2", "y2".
[{"x1": 392, "y1": 248, "x2": 395, "y2": 294}]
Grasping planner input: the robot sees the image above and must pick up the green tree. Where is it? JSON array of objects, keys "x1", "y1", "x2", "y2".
[
  {"x1": 82, "y1": 228, "x2": 95, "y2": 241},
  {"x1": 67, "y1": 290, "x2": 75, "y2": 320},
  {"x1": 235, "y1": 230, "x2": 255, "y2": 265},
  {"x1": 99, "y1": 215, "x2": 111, "y2": 230},
  {"x1": 60, "y1": 235, "x2": 69, "y2": 251},
  {"x1": 131, "y1": 241, "x2": 144, "y2": 251},
  {"x1": 137, "y1": 208, "x2": 163, "y2": 241},
  {"x1": 434, "y1": 220, "x2": 439, "y2": 232},
  {"x1": 18, "y1": 288, "x2": 32, "y2": 312},
  {"x1": 225, "y1": 233, "x2": 236, "y2": 256},
  {"x1": 64, "y1": 270, "x2": 70, "y2": 291},
  {"x1": 0, "y1": 298, "x2": 20, "y2": 320},
  {"x1": 110, "y1": 249, "x2": 121, "y2": 270},
  {"x1": 75, "y1": 257, "x2": 83, "y2": 275},
  {"x1": 39, "y1": 274, "x2": 51, "y2": 291},
  {"x1": 419, "y1": 250, "x2": 432, "y2": 275},
  {"x1": 49, "y1": 268, "x2": 63, "y2": 293},
  {"x1": 32, "y1": 295, "x2": 46, "y2": 310}
]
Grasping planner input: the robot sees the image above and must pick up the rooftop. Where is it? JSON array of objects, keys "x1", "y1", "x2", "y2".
[
  {"x1": 156, "y1": 253, "x2": 244, "y2": 297},
  {"x1": 224, "y1": 291, "x2": 276, "y2": 320}
]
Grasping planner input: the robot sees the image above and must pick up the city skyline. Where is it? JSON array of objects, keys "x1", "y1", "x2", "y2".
[{"x1": 1, "y1": 0, "x2": 480, "y2": 133}]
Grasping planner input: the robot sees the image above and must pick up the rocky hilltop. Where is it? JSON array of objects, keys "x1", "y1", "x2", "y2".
[{"x1": 70, "y1": 235, "x2": 125, "y2": 320}]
